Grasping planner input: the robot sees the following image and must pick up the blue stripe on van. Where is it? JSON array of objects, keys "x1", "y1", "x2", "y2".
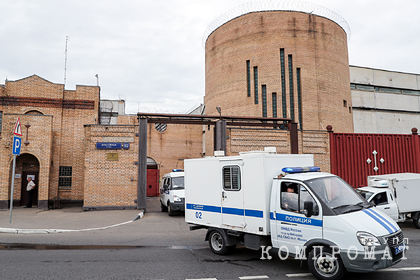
[
  {"x1": 222, "y1": 207, "x2": 244, "y2": 216},
  {"x1": 270, "y1": 212, "x2": 275, "y2": 220},
  {"x1": 365, "y1": 208, "x2": 398, "y2": 233},
  {"x1": 362, "y1": 209, "x2": 394, "y2": 234},
  {"x1": 186, "y1": 203, "x2": 221, "y2": 213},
  {"x1": 186, "y1": 203, "x2": 263, "y2": 218},
  {"x1": 245, "y1": 209, "x2": 264, "y2": 218},
  {"x1": 275, "y1": 213, "x2": 323, "y2": 227}
]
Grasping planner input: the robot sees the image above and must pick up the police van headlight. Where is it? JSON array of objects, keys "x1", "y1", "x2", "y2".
[
  {"x1": 357, "y1": 232, "x2": 381, "y2": 246},
  {"x1": 173, "y1": 195, "x2": 181, "y2": 202}
]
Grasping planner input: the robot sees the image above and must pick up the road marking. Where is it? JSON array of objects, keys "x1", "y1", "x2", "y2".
[
  {"x1": 285, "y1": 273, "x2": 313, "y2": 277},
  {"x1": 286, "y1": 267, "x2": 420, "y2": 277},
  {"x1": 186, "y1": 278, "x2": 217, "y2": 280},
  {"x1": 239, "y1": 276, "x2": 269, "y2": 279}
]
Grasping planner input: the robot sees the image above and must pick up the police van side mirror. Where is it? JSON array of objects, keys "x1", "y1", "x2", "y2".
[
  {"x1": 303, "y1": 201, "x2": 314, "y2": 218},
  {"x1": 163, "y1": 184, "x2": 169, "y2": 191}
]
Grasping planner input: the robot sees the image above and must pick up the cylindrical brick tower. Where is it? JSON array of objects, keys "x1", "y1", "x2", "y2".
[{"x1": 204, "y1": 1, "x2": 353, "y2": 133}]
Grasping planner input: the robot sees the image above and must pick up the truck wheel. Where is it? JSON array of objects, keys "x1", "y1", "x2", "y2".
[
  {"x1": 161, "y1": 202, "x2": 167, "y2": 212},
  {"x1": 308, "y1": 246, "x2": 346, "y2": 280},
  {"x1": 208, "y1": 230, "x2": 232, "y2": 255},
  {"x1": 414, "y1": 218, "x2": 420, "y2": 229},
  {"x1": 167, "y1": 202, "x2": 174, "y2": 216}
]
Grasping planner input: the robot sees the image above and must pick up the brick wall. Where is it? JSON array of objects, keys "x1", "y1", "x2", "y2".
[
  {"x1": 204, "y1": 11, "x2": 353, "y2": 134},
  {"x1": 83, "y1": 119, "x2": 203, "y2": 208}
]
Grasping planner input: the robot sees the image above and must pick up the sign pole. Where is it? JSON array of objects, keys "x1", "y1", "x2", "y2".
[
  {"x1": 10, "y1": 117, "x2": 23, "y2": 223},
  {"x1": 9, "y1": 155, "x2": 16, "y2": 223}
]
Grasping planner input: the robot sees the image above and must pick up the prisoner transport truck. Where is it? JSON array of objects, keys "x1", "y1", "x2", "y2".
[{"x1": 185, "y1": 152, "x2": 406, "y2": 280}]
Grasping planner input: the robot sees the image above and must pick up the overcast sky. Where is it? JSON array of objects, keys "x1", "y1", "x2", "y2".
[{"x1": 1, "y1": 0, "x2": 419, "y2": 114}]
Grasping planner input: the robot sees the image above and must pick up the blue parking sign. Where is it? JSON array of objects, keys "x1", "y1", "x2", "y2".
[{"x1": 13, "y1": 136, "x2": 21, "y2": 155}]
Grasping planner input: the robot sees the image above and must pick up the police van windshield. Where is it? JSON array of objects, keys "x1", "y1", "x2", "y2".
[
  {"x1": 171, "y1": 177, "x2": 184, "y2": 190},
  {"x1": 305, "y1": 176, "x2": 369, "y2": 214}
]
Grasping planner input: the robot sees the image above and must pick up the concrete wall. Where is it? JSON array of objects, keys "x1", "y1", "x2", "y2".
[
  {"x1": 350, "y1": 66, "x2": 420, "y2": 89},
  {"x1": 350, "y1": 66, "x2": 420, "y2": 134}
]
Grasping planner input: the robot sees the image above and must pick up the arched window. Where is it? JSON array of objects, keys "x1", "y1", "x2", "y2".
[{"x1": 25, "y1": 110, "x2": 44, "y2": 115}]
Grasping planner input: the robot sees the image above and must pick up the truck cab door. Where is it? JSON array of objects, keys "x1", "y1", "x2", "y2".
[
  {"x1": 220, "y1": 162, "x2": 245, "y2": 228},
  {"x1": 274, "y1": 181, "x2": 323, "y2": 257},
  {"x1": 372, "y1": 190, "x2": 399, "y2": 221}
]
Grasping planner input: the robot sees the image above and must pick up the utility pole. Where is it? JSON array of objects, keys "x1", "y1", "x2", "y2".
[{"x1": 64, "y1": 36, "x2": 69, "y2": 86}]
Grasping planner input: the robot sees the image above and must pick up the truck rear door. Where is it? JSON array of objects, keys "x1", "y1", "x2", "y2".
[
  {"x1": 274, "y1": 181, "x2": 323, "y2": 256},
  {"x1": 221, "y1": 161, "x2": 245, "y2": 228}
]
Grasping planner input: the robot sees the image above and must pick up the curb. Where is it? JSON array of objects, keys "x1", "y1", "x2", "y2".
[{"x1": 0, "y1": 210, "x2": 144, "y2": 234}]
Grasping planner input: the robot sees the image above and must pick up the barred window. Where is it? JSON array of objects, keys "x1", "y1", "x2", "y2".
[
  {"x1": 59, "y1": 166, "x2": 72, "y2": 190},
  {"x1": 223, "y1": 166, "x2": 241, "y2": 191}
]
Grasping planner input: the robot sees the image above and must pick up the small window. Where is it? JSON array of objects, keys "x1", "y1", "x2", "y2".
[
  {"x1": 281, "y1": 182, "x2": 318, "y2": 215},
  {"x1": 223, "y1": 166, "x2": 241, "y2": 191},
  {"x1": 356, "y1": 84, "x2": 375, "y2": 91},
  {"x1": 343, "y1": 100, "x2": 347, "y2": 107},
  {"x1": 246, "y1": 60, "x2": 251, "y2": 97},
  {"x1": 281, "y1": 182, "x2": 299, "y2": 212},
  {"x1": 378, "y1": 87, "x2": 402, "y2": 94},
  {"x1": 58, "y1": 166, "x2": 72, "y2": 190},
  {"x1": 371, "y1": 192, "x2": 388, "y2": 206},
  {"x1": 403, "y1": 89, "x2": 420, "y2": 95}
]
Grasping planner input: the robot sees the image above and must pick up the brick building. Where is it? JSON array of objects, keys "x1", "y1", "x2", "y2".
[
  {"x1": 0, "y1": 75, "x2": 203, "y2": 210},
  {"x1": 0, "y1": 75, "x2": 99, "y2": 209}
]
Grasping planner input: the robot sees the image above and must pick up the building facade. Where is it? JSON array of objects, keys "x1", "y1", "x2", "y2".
[
  {"x1": 351, "y1": 66, "x2": 420, "y2": 134},
  {"x1": 1, "y1": 3, "x2": 419, "y2": 210},
  {"x1": 0, "y1": 75, "x2": 100, "y2": 209}
]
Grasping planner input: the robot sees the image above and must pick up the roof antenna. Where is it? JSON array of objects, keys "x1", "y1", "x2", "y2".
[{"x1": 64, "y1": 36, "x2": 69, "y2": 86}]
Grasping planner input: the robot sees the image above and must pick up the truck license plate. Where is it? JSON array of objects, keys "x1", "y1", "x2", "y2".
[{"x1": 395, "y1": 243, "x2": 406, "y2": 255}]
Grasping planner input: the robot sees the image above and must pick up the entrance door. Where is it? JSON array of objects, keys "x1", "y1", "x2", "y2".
[
  {"x1": 147, "y1": 168, "x2": 160, "y2": 197},
  {"x1": 20, "y1": 172, "x2": 39, "y2": 206},
  {"x1": 221, "y1": 161, "x2": 245, "y2": 228}
]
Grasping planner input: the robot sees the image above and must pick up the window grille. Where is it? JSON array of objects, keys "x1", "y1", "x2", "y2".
[
  {"x1": 59, "y1": 166, "x2": 72, "y2": 190},
  {"x1": 223, "y1": 166, "x2": 241, "y2": 191}
]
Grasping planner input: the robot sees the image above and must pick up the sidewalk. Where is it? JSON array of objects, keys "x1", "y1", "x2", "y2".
[{"x1": 0, "y1": 198, "x2": 160, "y2": 234}]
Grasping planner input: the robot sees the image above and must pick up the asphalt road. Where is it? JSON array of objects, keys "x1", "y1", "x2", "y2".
[{"x1": 0, "y1": 199, "x2": 419, "y2": 280}]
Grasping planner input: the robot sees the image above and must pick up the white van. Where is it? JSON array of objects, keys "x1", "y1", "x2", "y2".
[
  {"x1": 357, "y1": 173, "x2": 420, "y2": 228},
  {"x1": 159, "y1": 170, "x2": 185, "y2": 216},
  {"x1": 185, "y1": 153, "x2": 406, "y2": 280}
]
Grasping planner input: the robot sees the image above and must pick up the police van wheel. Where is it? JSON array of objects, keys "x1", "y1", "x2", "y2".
[
  {"x1": 308, "y1": 246, "x2": 346, "y2": 280},
  {"x1": 167, "y1": 202, "x2": 175, "y2": 216},
  {"x1": 414, "y1": 218, "x2": 420, "y2": 229},
  {"x1": 161, "y1": 202, "x2": 167, "y2": 212},
  {"x1": 209, "y1": 230, "x2": 230, "y2": 255}
]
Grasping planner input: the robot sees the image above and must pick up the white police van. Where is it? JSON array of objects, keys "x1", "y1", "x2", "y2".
[
  {"x1": 185, "y1": 153, "x2": 406, "y2": 280},
  {"x1": 160, "y1": 169, "x2": 185, "y2": 216}
]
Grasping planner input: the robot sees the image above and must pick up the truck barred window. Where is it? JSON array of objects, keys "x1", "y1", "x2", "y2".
[{"x1": 223, "y1": 166, "x2": 241, "y2": 191}]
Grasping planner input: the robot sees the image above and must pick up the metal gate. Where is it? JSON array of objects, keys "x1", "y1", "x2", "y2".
[{"x1": 329, "y1": 127, "x2": 420, "y2": 188}]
